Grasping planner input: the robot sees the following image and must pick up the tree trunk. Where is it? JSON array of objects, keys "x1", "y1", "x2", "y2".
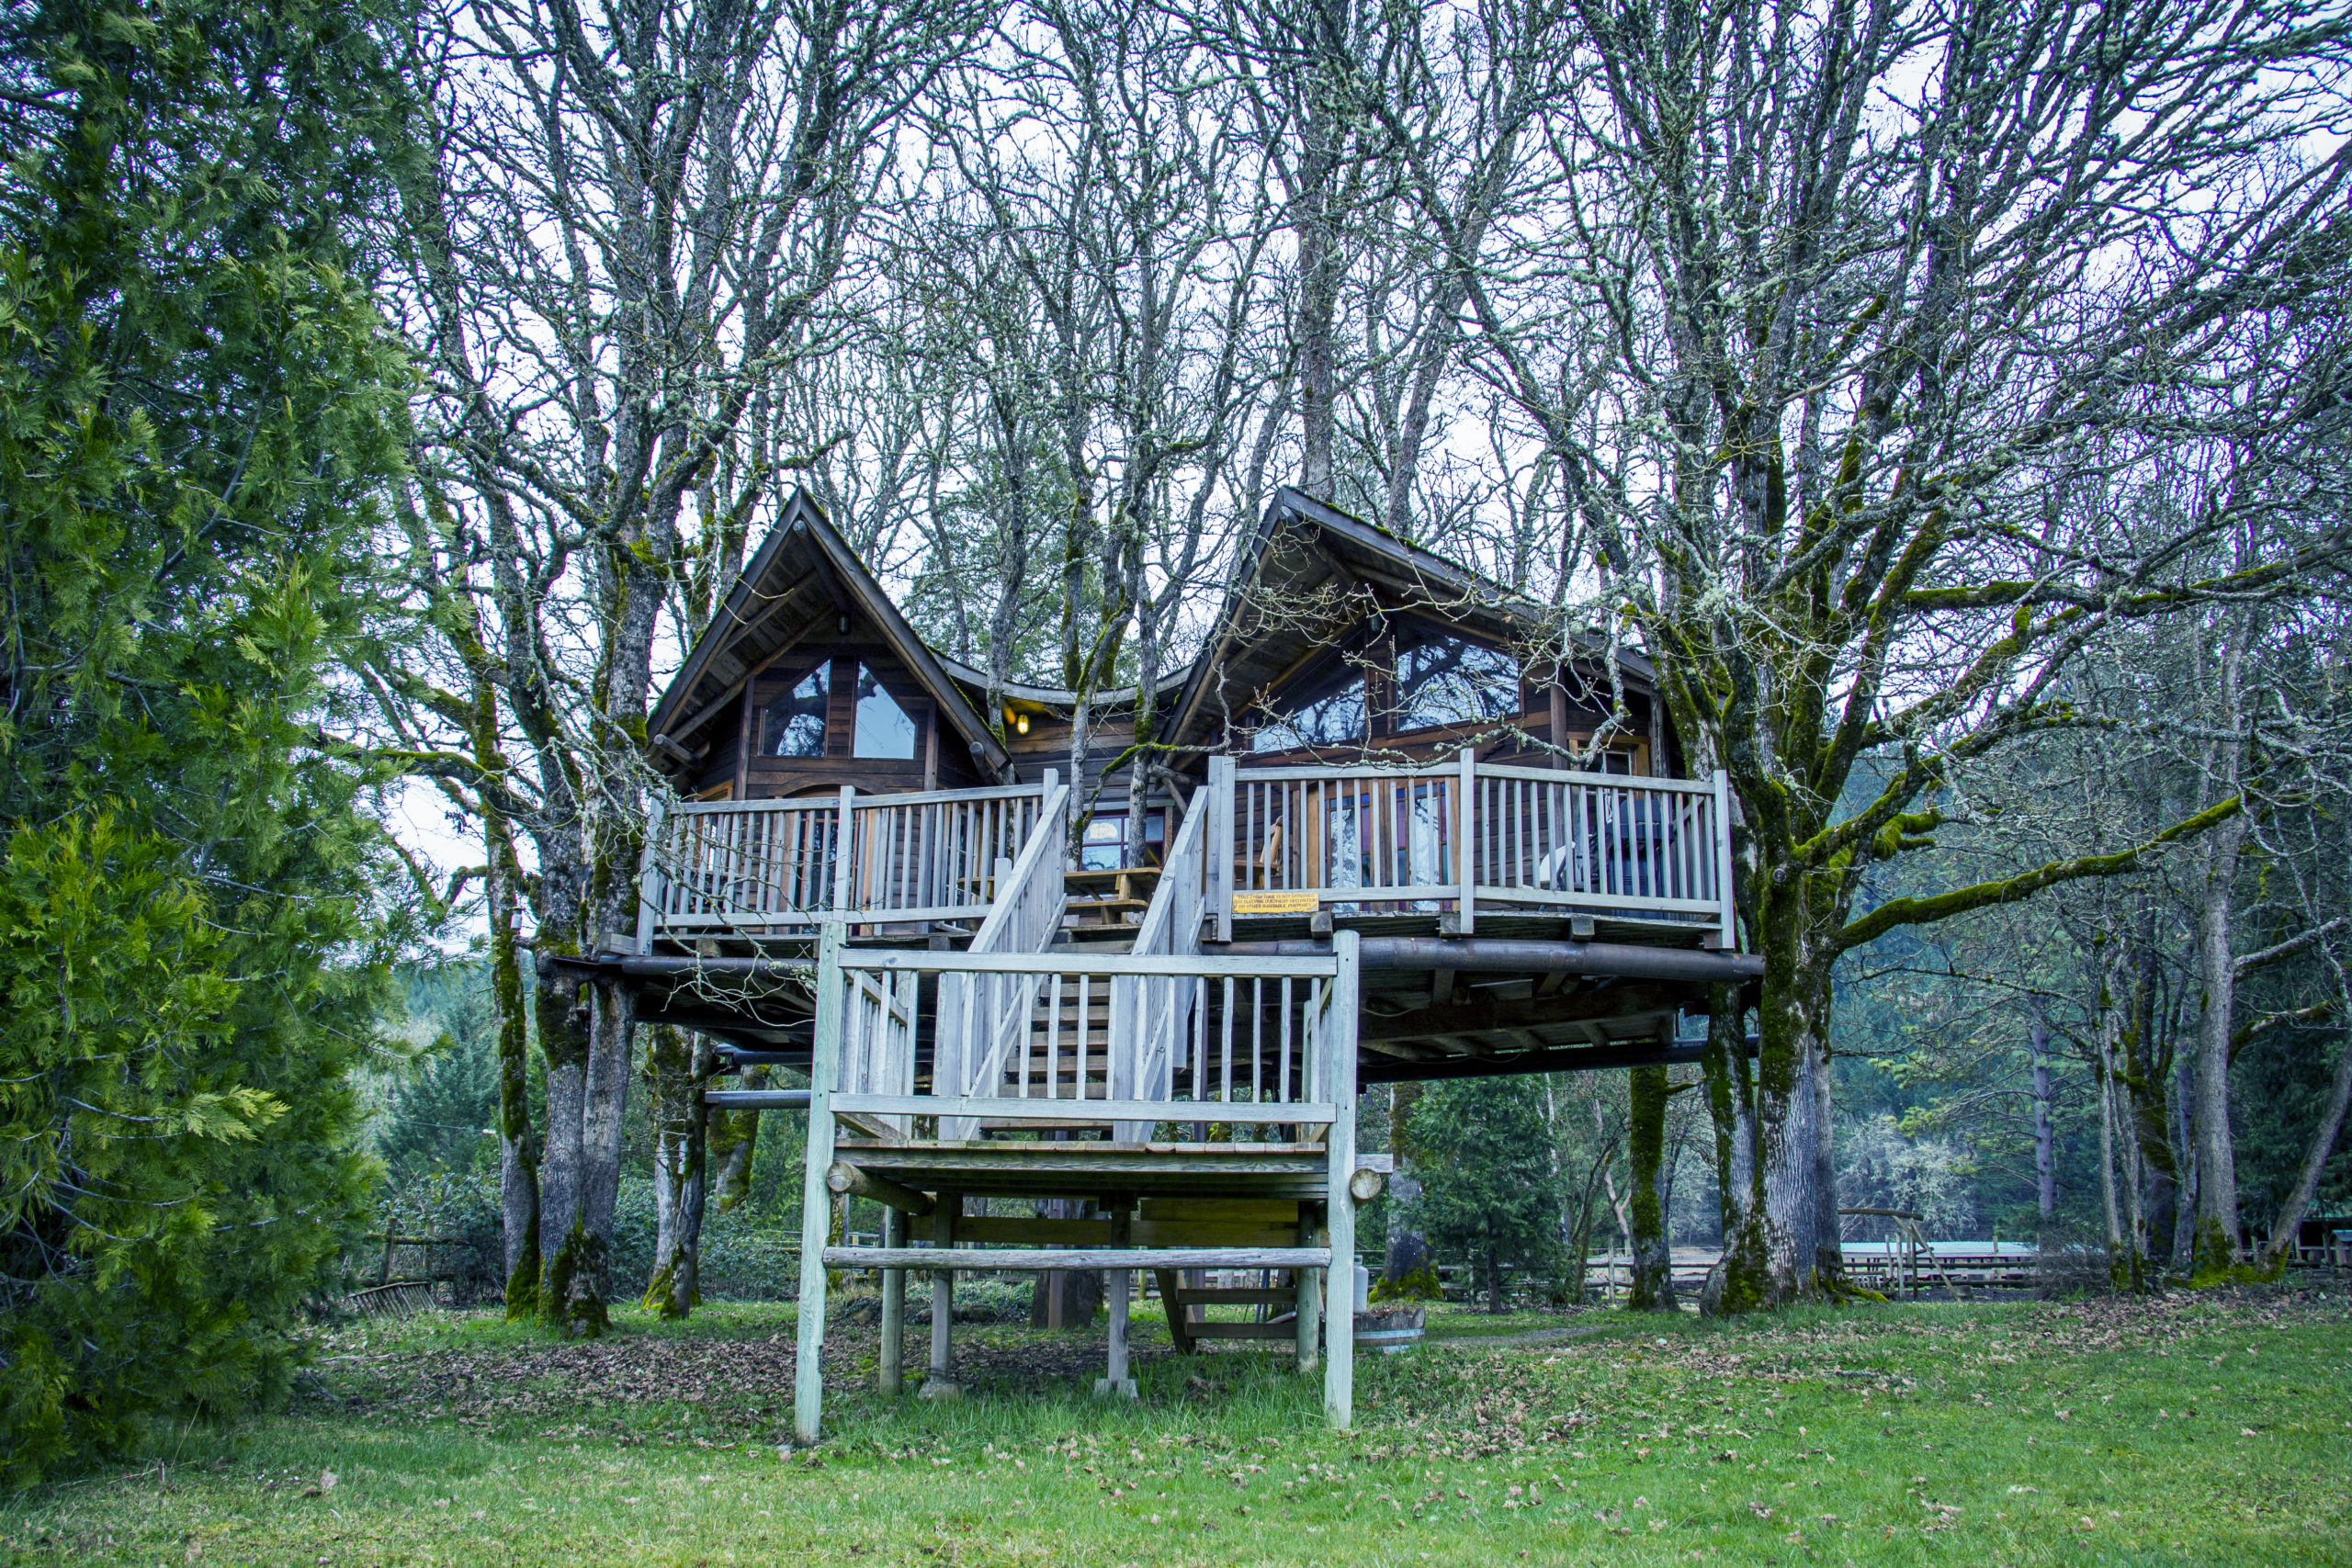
[
  {"x1": 2191, "y1": 808, "x2": 2252, "y2": 1272},
  {"x1": 709, "y1": 1066, "x2": 766, "y2": 1210},
  {"x1": 2030, "y1": 1015, "x2": 2056, "y2": 1224},
  {"x1": 645, "y1": 1026, "x2": 706, "y2": 1317},
  {"x1": 487, "y1": 811, "x2": 539, "y2": 1319},
  {"x1": 1626, "y1": 1064, "x2": 1676, "y2": 1311},
  {"x1": 1485, "y1": 1245, "x2": 1504, "y2": 1314},
  {"x1": 535, "y1": 960, "x2": 602, "y2": 1336},
  {"x1": 1700, "y1": 983, "x2": 1767, "y2": 1315}
]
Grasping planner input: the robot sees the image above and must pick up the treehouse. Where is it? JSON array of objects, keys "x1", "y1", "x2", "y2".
[{"x1": 576, "y1": 486, "x2": 1759, "y2": 1442}]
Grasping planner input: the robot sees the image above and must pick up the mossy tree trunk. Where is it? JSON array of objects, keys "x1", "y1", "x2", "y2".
[
  {"x1": 1626, "y1": 1064, "x2": 1677, "y2": 1311},
  {"x1": 645, "y1": 1026, "x2": 707, "y2": 1318}
]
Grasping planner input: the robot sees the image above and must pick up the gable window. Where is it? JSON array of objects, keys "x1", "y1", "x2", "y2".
[
  {"x1": 762, "y1": 664, "x2": 829, "y2": 757},
  {"x1": 1250, "y1": 669, "x2": 1366, "y2": 753},
  {"x1": 852, "y1": 662, "x2": 918, "y2": 760},
  {"x1": 1392, "y1": 630, "x2": 1519, "y2": 733}
]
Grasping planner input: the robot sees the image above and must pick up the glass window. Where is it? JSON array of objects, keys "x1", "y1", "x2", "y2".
[
  {"x1": 1393, "y1": 632, "x2": 1519, "y2": 733},
  {"x1": 1080, "y1": 810, "x2": 1165, "y2": 871},
  {"x1": 762, "y1": 664, "x2": 828, "y2": 758},
  {"x1": 852, "y1": 662, "x2": 918, "y2": 760},
  {"x1": 1250, "y1": 675, "x2": 1366, "y2": 753}
]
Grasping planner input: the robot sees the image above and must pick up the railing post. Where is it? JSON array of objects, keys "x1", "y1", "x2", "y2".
[
  {"x1": 634, "y1": 797, "x2": 667, "y2": 954},
  {"x1": 833, "y1": 786, "x2": 857, "y2": 917},
  {"x1": 793, "y1": 919, "x2": 846, "y2": 1444},
  {"x1": 1711, "y1": 768, "x2": 1737, "y2": 951},
  {"x1": 1323, "y1": 929, "x2": 1360, "y2": 1430},
  {"x1": 1456, "y1": 747, "x2": 1476, "y2": 934},
  {"x1": 1211, "y1": 754, "x2": 1235, "y2": 942}
]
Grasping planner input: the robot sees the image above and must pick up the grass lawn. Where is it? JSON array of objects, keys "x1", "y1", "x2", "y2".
[{"x1": 5, "y1": 1285, "x2": 2348, "y2": 1566}]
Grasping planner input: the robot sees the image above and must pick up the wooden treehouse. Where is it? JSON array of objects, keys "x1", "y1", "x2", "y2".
[{"x1": 581, "y1": 488, "x2": 1760, "y2": 1441}]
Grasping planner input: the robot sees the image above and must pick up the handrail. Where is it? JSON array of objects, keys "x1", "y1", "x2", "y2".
[
  {"x1": 931, "y1": 784, "x2": 1069, "y2": 1137},
  {"x1": 640, "y1": 780, "x2": 1047, "y2": 937}
]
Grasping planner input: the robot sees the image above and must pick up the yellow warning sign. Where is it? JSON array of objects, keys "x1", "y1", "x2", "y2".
[{"x1": 1232, "y1": 889, "x2": 1320, "y2": 915}]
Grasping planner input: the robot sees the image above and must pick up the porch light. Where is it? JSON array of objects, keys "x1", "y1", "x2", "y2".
[{"x1": 1014, "y1": 710, "x2": 1030, "y2": 734}]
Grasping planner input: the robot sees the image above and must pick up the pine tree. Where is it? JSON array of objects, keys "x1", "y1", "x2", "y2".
[
  {"x1": 0, "y1": 0, "x2": 413, "y2": 1480},
  {"x1": 1405, "y1": 1077, "x2": 1566, "y2": 1314}
]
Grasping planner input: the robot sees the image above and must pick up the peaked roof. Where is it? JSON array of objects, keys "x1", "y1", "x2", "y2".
[
  {"x1": 1160, "y1": 486, "x2": 1652, "y2": 752},
  {"x1": 647, "y1": 491, "x2": 1009, "y2": 774}
]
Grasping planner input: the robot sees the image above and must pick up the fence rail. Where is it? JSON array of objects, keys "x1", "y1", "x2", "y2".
[
  {"x1": 1209, "y1": 751, "x2": 1735, "y2": 946},
  {"x1": 638, "y1": 781, "x2": 1050, "y2": 942}
]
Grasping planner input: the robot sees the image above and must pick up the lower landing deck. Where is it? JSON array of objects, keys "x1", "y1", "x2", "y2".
[{"x1": 791, "y1": 1134, "x2": 1376, "y2": 1443}]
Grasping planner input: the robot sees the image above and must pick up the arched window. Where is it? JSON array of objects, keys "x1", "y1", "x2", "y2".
[{"x1": 852, "y1": 663, "x2": 918, "y2": 759}]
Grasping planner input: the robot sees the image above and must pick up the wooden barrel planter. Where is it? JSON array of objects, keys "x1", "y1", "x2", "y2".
[{"x1": 1355, "y1": 1307, "x2": 1426, "y2": 1353}]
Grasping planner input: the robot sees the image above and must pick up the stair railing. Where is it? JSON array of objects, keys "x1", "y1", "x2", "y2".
[
  {"x1": 930, "y1": 779, "x2": 1069, "y2": 1138},
  {"x1": 1111, "y1": 792, "x2": 1209, "y2": 1137}
]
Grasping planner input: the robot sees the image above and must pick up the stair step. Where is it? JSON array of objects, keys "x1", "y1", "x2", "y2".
[
  {"x1": 1182, "y1": 1321, "x2": 1299, "y2": 1342},
  {"x1": 1173, "y1": 1287, "x2": 1295, "y2": 1306}
]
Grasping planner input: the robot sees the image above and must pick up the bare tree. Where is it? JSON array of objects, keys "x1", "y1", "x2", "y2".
[{"x1": 387, "y1": 0, "x2": 986, "y2": 1333}]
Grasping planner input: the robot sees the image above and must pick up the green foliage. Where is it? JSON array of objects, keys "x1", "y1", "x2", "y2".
[
  {"x1": 1402, "y1": 1077, "x2": 1566, "y2": 1308},
  {"x1": 0, "y1": 0, "x2": 413, "y2": 1482},
  {"x1": 1368, "y1": 1262, "x2": 1442, "y2": 1303}
]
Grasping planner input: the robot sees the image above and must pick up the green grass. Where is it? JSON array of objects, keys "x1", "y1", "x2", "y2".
[{"x1": 6, "y1": 1287, "x2": 2350, "y2": 1565}]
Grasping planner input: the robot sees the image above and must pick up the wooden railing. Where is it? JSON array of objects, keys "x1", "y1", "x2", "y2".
[
  {"x1": 636, "y1": 780, "x2": 1050, "y2": 942},
  {"x1": 820, "y1": 941, "x2": 1349, "y2": 1143},
  {"x1": 1209, "y1": 751, "x2": 1736, "y2": 946},
  {"x1": 930, "y1": 784, "x2": 1070, "y2": 1138}
]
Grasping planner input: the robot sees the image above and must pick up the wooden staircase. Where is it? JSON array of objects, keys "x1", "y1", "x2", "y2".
[{"x1": 979, "y1": 934, "x2": 1125, "y2": 1130}]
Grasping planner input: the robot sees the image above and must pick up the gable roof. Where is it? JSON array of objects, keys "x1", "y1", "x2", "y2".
[
  {"x1": 1159, "y1": 486, "x2": 1652, "y2": 752},
  {"x1": 647, "y1": 491, "x2": 1010, "y2": 775}
]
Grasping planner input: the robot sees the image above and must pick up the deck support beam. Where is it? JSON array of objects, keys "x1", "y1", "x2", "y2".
[
  {"x1": 1096, "y1": 1206, "x2": 1136, "y2": 1398},
  {"x1": 791, "y1": 920, "x2": 845, "y2": 1445},
  {"x1": 1323, "y1": 930, "x2": 1360, "y2": 1429},
  {"x1": 922, "y1": 1191, "x2": 960, "y2": 1400},
  {"x1": 879, "y1": 1205, "x2": 906, "y2": 1396}
]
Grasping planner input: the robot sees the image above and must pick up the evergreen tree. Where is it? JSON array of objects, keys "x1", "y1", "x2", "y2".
[
  {"x1": 1405, "y1": 1077, "x2": 1565, "y2": 1314},
  {"x1": 0, "y1": 0, "x2": 412, "y2": 1480}
]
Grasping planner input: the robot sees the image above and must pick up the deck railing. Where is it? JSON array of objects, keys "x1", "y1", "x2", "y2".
[
  {"x1": 636, "y1": 779, "x2": 1051, "y2": 942},
  {"x1": 821, "y1": 937, "x2": 1350, "y2": 1142},
  {"x1": 1209, "y1": 751, "x2": 1736, "y2": 946}
]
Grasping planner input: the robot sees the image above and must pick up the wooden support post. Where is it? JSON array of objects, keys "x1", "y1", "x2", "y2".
[
  {"x1": 879, "y1": 1205, "x2": 906, "y2": 1397},
  {"x1": 922, "y1": 1190, "x2": 960, "y2": 1399},
  {"x1": 1155, "y1": 1269, "x2": 1195, "y2": 1354},
  {"x1": 834, "y1": 786, "x2": 857, "y2": 915},
  {"x1": 1324, "y1": 929, "x2": 1360, "y2": 1429},
  {"x1": 1295, "y1": 1203, "x2": 1322, "y2": 1375},
  {"x1": 792, "y1": 919, "x2": 846, "y2": 1445},
  {"x1": 635, "y1": 798, "x2": 666, "y2": 954},
  {"x1": 1211, "y1": 754, "x2": 1234, "y2": 942},
  {"x1": 1712, "y1": 769, "x2": 1737, "y2": 951},
  {"x1": 1456, "y1": 748, "x2": 1476, "y2": 935},
  {"x1": 1096, "y1": 1205, "x2": 1136, "y2": 1398}
]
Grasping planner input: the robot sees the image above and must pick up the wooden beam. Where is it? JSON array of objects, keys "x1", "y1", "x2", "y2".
[
  {"x1": 827, "y1": 1161, "x2": 933, "y2": 1216},
  {"x1": 1359, "y1": 981, "x2": 1685, "y2": 1043},
  {"x1": 1358, "y1": 1036, "x2": 1703, "y2": 1083},
  {"x1": 827, "y1": 1247, "x2": 1334, "y2": 1271}
]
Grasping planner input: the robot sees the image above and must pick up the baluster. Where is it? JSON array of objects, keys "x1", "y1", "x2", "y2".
[
  {"x1": 1220, "y1": 976, "x2": 1235, "y2": 1103},
  {"x1": 1279, "y1": 977, "x2": 1293, "y2": 1103},
  {"x1": 1251, "y1": 977, "x2": 1263, "y2": 1102}
]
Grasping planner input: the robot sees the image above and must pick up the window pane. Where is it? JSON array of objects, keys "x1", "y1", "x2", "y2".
[
  {"x1": 763, "y1": 665, "x2": 828, "y2": 758},
  {"x1": 1394, "y1": 634, "x2": 1519, "y2": 732},
  {"x1": 1250, "y1": 677, "x2": 1366, "y2": 752},
  {"x1": 1081, "y1": 813, "x2": 1125, "y2": 872},
  {"x1": 852, "y1": 663, "x2": 917, "y2": 759}
]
